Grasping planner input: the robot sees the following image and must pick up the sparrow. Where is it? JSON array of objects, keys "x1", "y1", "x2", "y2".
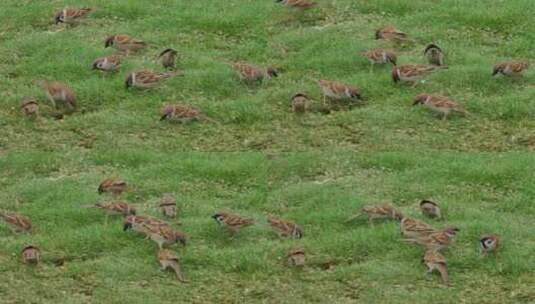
[
  {"x1": 346, "y1": 203, "x2": 403, "y2": 225},
  {"x1": 407, "y1": 227, "x2": 459, "y2": 251},
  {"x1": 492, "y1": 61, "x2": 529, "y2": 77},
  {"x1": 124, "y1": 215, "x2": 170, "y2": 233},
  {"x1": 291, "y1": 93, "x2": 310, "y2": 113},
  {"x1": 0, "y1": 211, "x2": 32, "y2": 233},
  {"x1": 362, "y1": 49, "x2": 397, "y2": 67},
  {"x1": 159, "y1": 49, "x2": 178, "y2": 70},
  {"x1": 375, "y1": 26, "x2": 408, "y2": 42},
  {"x1": 423, "y1": 250, "x2": 449, "y2": 285},
  {"x1": 159, "y1": 194, "x2": 177, "y2": 218},
  {"x1": 92, "y1": 202, "x2": 136, "y2": 216},
  {"x1": 37, "y1": 81, "x2": 76, "y2": 110},
  {"x1": 413, "y1": 93, "x2": 467, "y2": 120},
  {"x1": 20, "y1": 97, "x2": 39, "y2": 118},
  {"x1": 54, "y1": 8, "x2": 92, "y2": 25},
  {"x1": 143, "y1": 224, "x2": 187, "y2": 249},
  {"x1": 160, "y1": 104, "x2": 217, "y2": 124},
  {"x1": 232, "y1": 62, "x2": 278, "y2": 83},
  {"x1": 287, "y1": 247, "x2": 306, "y2": 267},
  {"x1": 276, "y1": 0, "x2": 317, "y2": 10},
  {"x1": 98, "y1": 178, "x2": 128, "y2": 196},
  {"x1": 22, "y1": 246, "x2": 41, "y2": 265},
  {"x1": 158, "y1": 249, "x2": 187, "y2": 282},
  {"x1": 104, "y1": 35, "x2": 147, "y2": 55},
  {"x1": 267, "y1": 216, "x2": 303, "y2": 239},
  {"x1": 424, "y1": 44, "x2": 445, "y2": 66},
  {"x1": 212, "y1": 212, "x2": 254, "y2": 235},
  {"x1": 400, "y1": 217, "x2": 436, "y2": 239},
  {"x1": 318, "y1": 79, "x2": 362, "y2": 104},
  {"x1": 92, "y1": 55, "x2": 122, "y2": 73},
  {"x1": 480, "y1": 234, "x2": 500, "y2": 255},
  {"x1": 392, "y1": 65, "x2": 445, "y2": 86},
  {"x1": 125, "y1": 70, "x2": 181, "y2": 89},
  {"x1": 420, "y1": 200, "x2": 441, "y2": 219}
]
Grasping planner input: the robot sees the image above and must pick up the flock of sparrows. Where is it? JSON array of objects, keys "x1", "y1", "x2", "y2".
[
  {"x1": 5, "y1": 1, "x2": 516, "y2": 285},
  {"x1": 346, "y1": 200, "x2": 501, "y2": 285}
]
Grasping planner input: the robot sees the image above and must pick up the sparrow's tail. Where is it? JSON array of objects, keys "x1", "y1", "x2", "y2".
[
  {"x1": 170, "y1": 262, "x2": 187, "y2": 282},
  {"x1": 437, "y1": 264, "x2": 449, "y2": 285},
  {"x1": 199, "y1": 115, "x2": 220, "y2": 125},
  {"x1": 345, "y1": 213, "x2": 363, "y2": 223}
]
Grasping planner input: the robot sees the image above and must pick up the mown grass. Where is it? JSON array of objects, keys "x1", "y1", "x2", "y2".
[{"x1": 1, "y1": 0, "x2": 534, "y2": 303}]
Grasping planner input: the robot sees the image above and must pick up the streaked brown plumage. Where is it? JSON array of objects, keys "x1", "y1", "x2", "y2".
[
  {"x1": 22, "y1": 246, "x2": 41, "y2": 265},
  {"x1": 492, "y1": 61, "x2": 529, "y2": 77},
  {"x1": 413, "y1": 94, "x2": 467, "y2": 120},
  {"x1": 160, "y1": 104, "x2": 216, "y2": 124},
  {"x1": 232, "y1": 62, "x2": 278, "y2": 83},
  {"x1": 424, "y1": 44, "x2": 445, "y2": 66},
  {"x1": 105, "y1": 35, "x2": 147, "y2": 55},
  {"x1": 158, "y1": 249, "x2": 187, "y2": 282},
  {"x1": 98, "y1": 178, "x2": 128, "y2": 196},
  {"x1": 143, "y1": 223, "x2": 187, "y2": 249},
  {"x1": 392, "y1": 65, "x2": 445, "y2": 86},
  {"x1": 420, "y1": 200, "x2": 441, "y2": 219},
  {"x1": 38, "y1": 81, "x2": 76, "y2": 110},
  {"x1": 318, "y1": 79, "x2": 362, "y2": 104},
  {"x1": 407, "y1": 227, "x2": 459, "y2": 251},
  {"x1": 212, "y1": 212, "x2": 254, "y2": 235},
  {"x1": 362, "y1": 49, "x2": 397, "y2": 66},
  {"x1": 267, "y1": 216, "x2": 303, "y2": 239},
  {"x1": 480, "y1": 234, "x2": 500, "y2": 255},
  {"x1": 125, "y1": 70, "x2": 181, "y2": 89},
  {"x1": 159, "y1": 194, "x2": 177, "y2": 218},
  {"x1": 159, "y1": 49, "x2": 178, "y2": 70},
  {"x1": 375, "y1": 26, "x2": 408, "y2": 42},
  {"x1": 21, "y1": 97, "x2": 39, "y2": 117},
  {"x1": 0, "y1": 211, "x2": 32, "y2": 233},
  {"x1": 400, "y1": 217, "x2": 436, "y2": 239},
  {"x1": 55, "y1": 8, "x2": 92, "y2": 25},
  {"x1": 291, "y1": 93, "x2": 310, "y2": 113},
  {"x1": 423, "y1": 250, "x2": 449, "y2": 285},
  {"x1": 287, "y1": 247, "x2": 306, "y2": 267},
  {"x1": 92, "y1": 55, "x2": 122, "y2": 73},
  {"x1": 93, "y1": 202, "x2": 136, "y2": 216},
  {"x1": 276, "y1": 0, "x2": 317, "y2": 10},
  {"x1": 346, "y1": 203, "x2": 403, "y2": 225}
]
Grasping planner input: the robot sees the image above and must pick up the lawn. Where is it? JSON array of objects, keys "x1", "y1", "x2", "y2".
[{"x1": 0, "y1": 0, "x2": 534, "y2": 303}]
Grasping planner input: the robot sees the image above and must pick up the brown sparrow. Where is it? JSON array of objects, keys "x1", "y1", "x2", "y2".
[
  {"x1": 105, "y1": 35, "x2": 147, "y2": 55},
  {"x1": 423, "y1": 250, "x2": 449, "y2": 285},
  {"x1": 158, "y1": 249, "x2": 187, "y2": 282},
  {"x1": 287, "y1": 247, "x2": 306, "y2": 267},
  {"x1": 424, "y1": 44, "x2": 445, "y2": 66},
  {"x1": 492, "y1": 61, "x2": 529, "y2": 77},
  {"x1": 212, "y1": 212, "x2": 254, "y2": 235},
  {"x1": 480, "y1": 234, "x2": 500, "y2": 255},
  {"x1": 0, "y1": 211, "x2": 32, "y2": 233},
  {"x1": 143, "y1": 223, "x2": 187, "y2": 249},
  {"x1": 362, "y1": 49, "x2": 397, "y2": 67},
  {"x1": 92, "y1": 55, "x2": 122, "y2": 73},
  {"x1": 159, "y1": 194, "x2": 177, "y2": 218},
  {"x1": 267, "y1": 216, "x2": 303, "y2": 239},
  {"x1": 375, "y1": 26, "x2": 408, "y2": 42},
  {"x1": 276, "y1": 0, "x2": 317, "y2": 10},
  {"x1": 124, "y1": 215, "x2": 170, "y2": 233},
  {"x1": 55, "y1": 8, "x2": 92, "y2": 25},
  {"x1": 160, "y1": 104, "x2": 216, "y2": 124},
  {"x1": 318, "y1": 79, "x2": 362, "y2": 105},
  {"x1": 413, "y1": 93, "x2": 467, "y2": 120},
  {"x1": 392, "y1": 65, "x2": 445, "y2": 86},
  {"x1": 37, "y1": 81, "x2": 76, "y2": 110},
  {"x1": 232, "y1": 62, "x2": 278, "y2": 83},
  {"x1": 21, "y1": 97, "x2": 39, "y2": 118},
  {"x1": 346, "y1": 203, "x2": 403, "y2": 225},
  {"x1": 98, "y1": 178, "x2": 128, "y2": 196},
  {"x1": 22, "y1": 245, "x2": 41, "y2": 265},
  {"x1": 400, "y1": 217, "x2": 435, "y2": 239},
  {"x1": 125, "y1": 70, "x2": 181, "y2": 89},
  {"x1": 291, "y1": 93, "x2": 310, "y2": 113},
  {"x1": 420, "y1": 200, "x2": 441, "y2": 219},
  {"x1": 159, "y1": 49, "x2": 178, "y2": 70},
  {"x1": 408, "y1": 227, "x2": 459, "y2": 251},
  {"x1": 93, "y1": 202, "x2": 136, "y2": 216}
]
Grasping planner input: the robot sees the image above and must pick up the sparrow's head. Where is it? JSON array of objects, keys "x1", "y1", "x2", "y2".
[
  {"x1": 420, "y1": 199, "x2": 438, "y2": 207},
  {"x1": 292, "y1": 93, "x2": 308, "y2": 101},
  {"x1": 212, "y1": 213, "x2": 225, "y2": 223},
  {"x1": 175, "y1": 232, "x2": 187, "y2": 246},
  {"x1": 125, "y1": 73, "x2": 134, "y2": 89},
  {"x1": 159, "y1": 48, "x2": 177, "y2": 57},
  {"x1": 97, "y1": 185, "x2": 104, "y2": 194},
  {"x1": 92, "y1": 59, "x2": 102, "y2": 70},
  {"x1": 392, "y1": 210, "x2": 404, "y2": 221},
  {"x1": 424, "y1": 44, "x2": 442, "y2": 55},
  {"x1": 386, "y1": 52, "x2": 397, "y2": 66},
  {"x1": 413, "y1": 94, "x2": 430, "y2": 106},
  {"x1": 392, "y1": 67, "x2": 400, "y2": 83},
  {"x1": 54, "y1": 12, "x2": 64, "y2": 24},
  {"x1": 123, "y1": 222, "x2": 132, "y2": 231},
  {"x1": 480, "y1": 235, "x2": 498, "y2": 249},
  {"x1": 267, "y1": 67, "x2": 279, "y2": 78},
  {"x1": 104, "y1": 36, "x2": 115, "y2": 48},
  {"x1": 375, "y1": 29, "x2": 382, "y2": 39},
  {"x1": 293, "y1": 227, "x2": 304, "y2": 239},
  {"x1": 444, "y1": 227, "x2": 460, "y2": 237}
]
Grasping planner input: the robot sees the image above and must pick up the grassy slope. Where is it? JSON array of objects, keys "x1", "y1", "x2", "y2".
[{"x1": 0, "y1": 0, "x2": 534, "y2": 303}]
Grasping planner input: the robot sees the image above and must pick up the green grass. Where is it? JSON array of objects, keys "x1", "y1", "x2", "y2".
[{"x1": 1, "y1": 0, "x2": 534, "y2": 303}]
